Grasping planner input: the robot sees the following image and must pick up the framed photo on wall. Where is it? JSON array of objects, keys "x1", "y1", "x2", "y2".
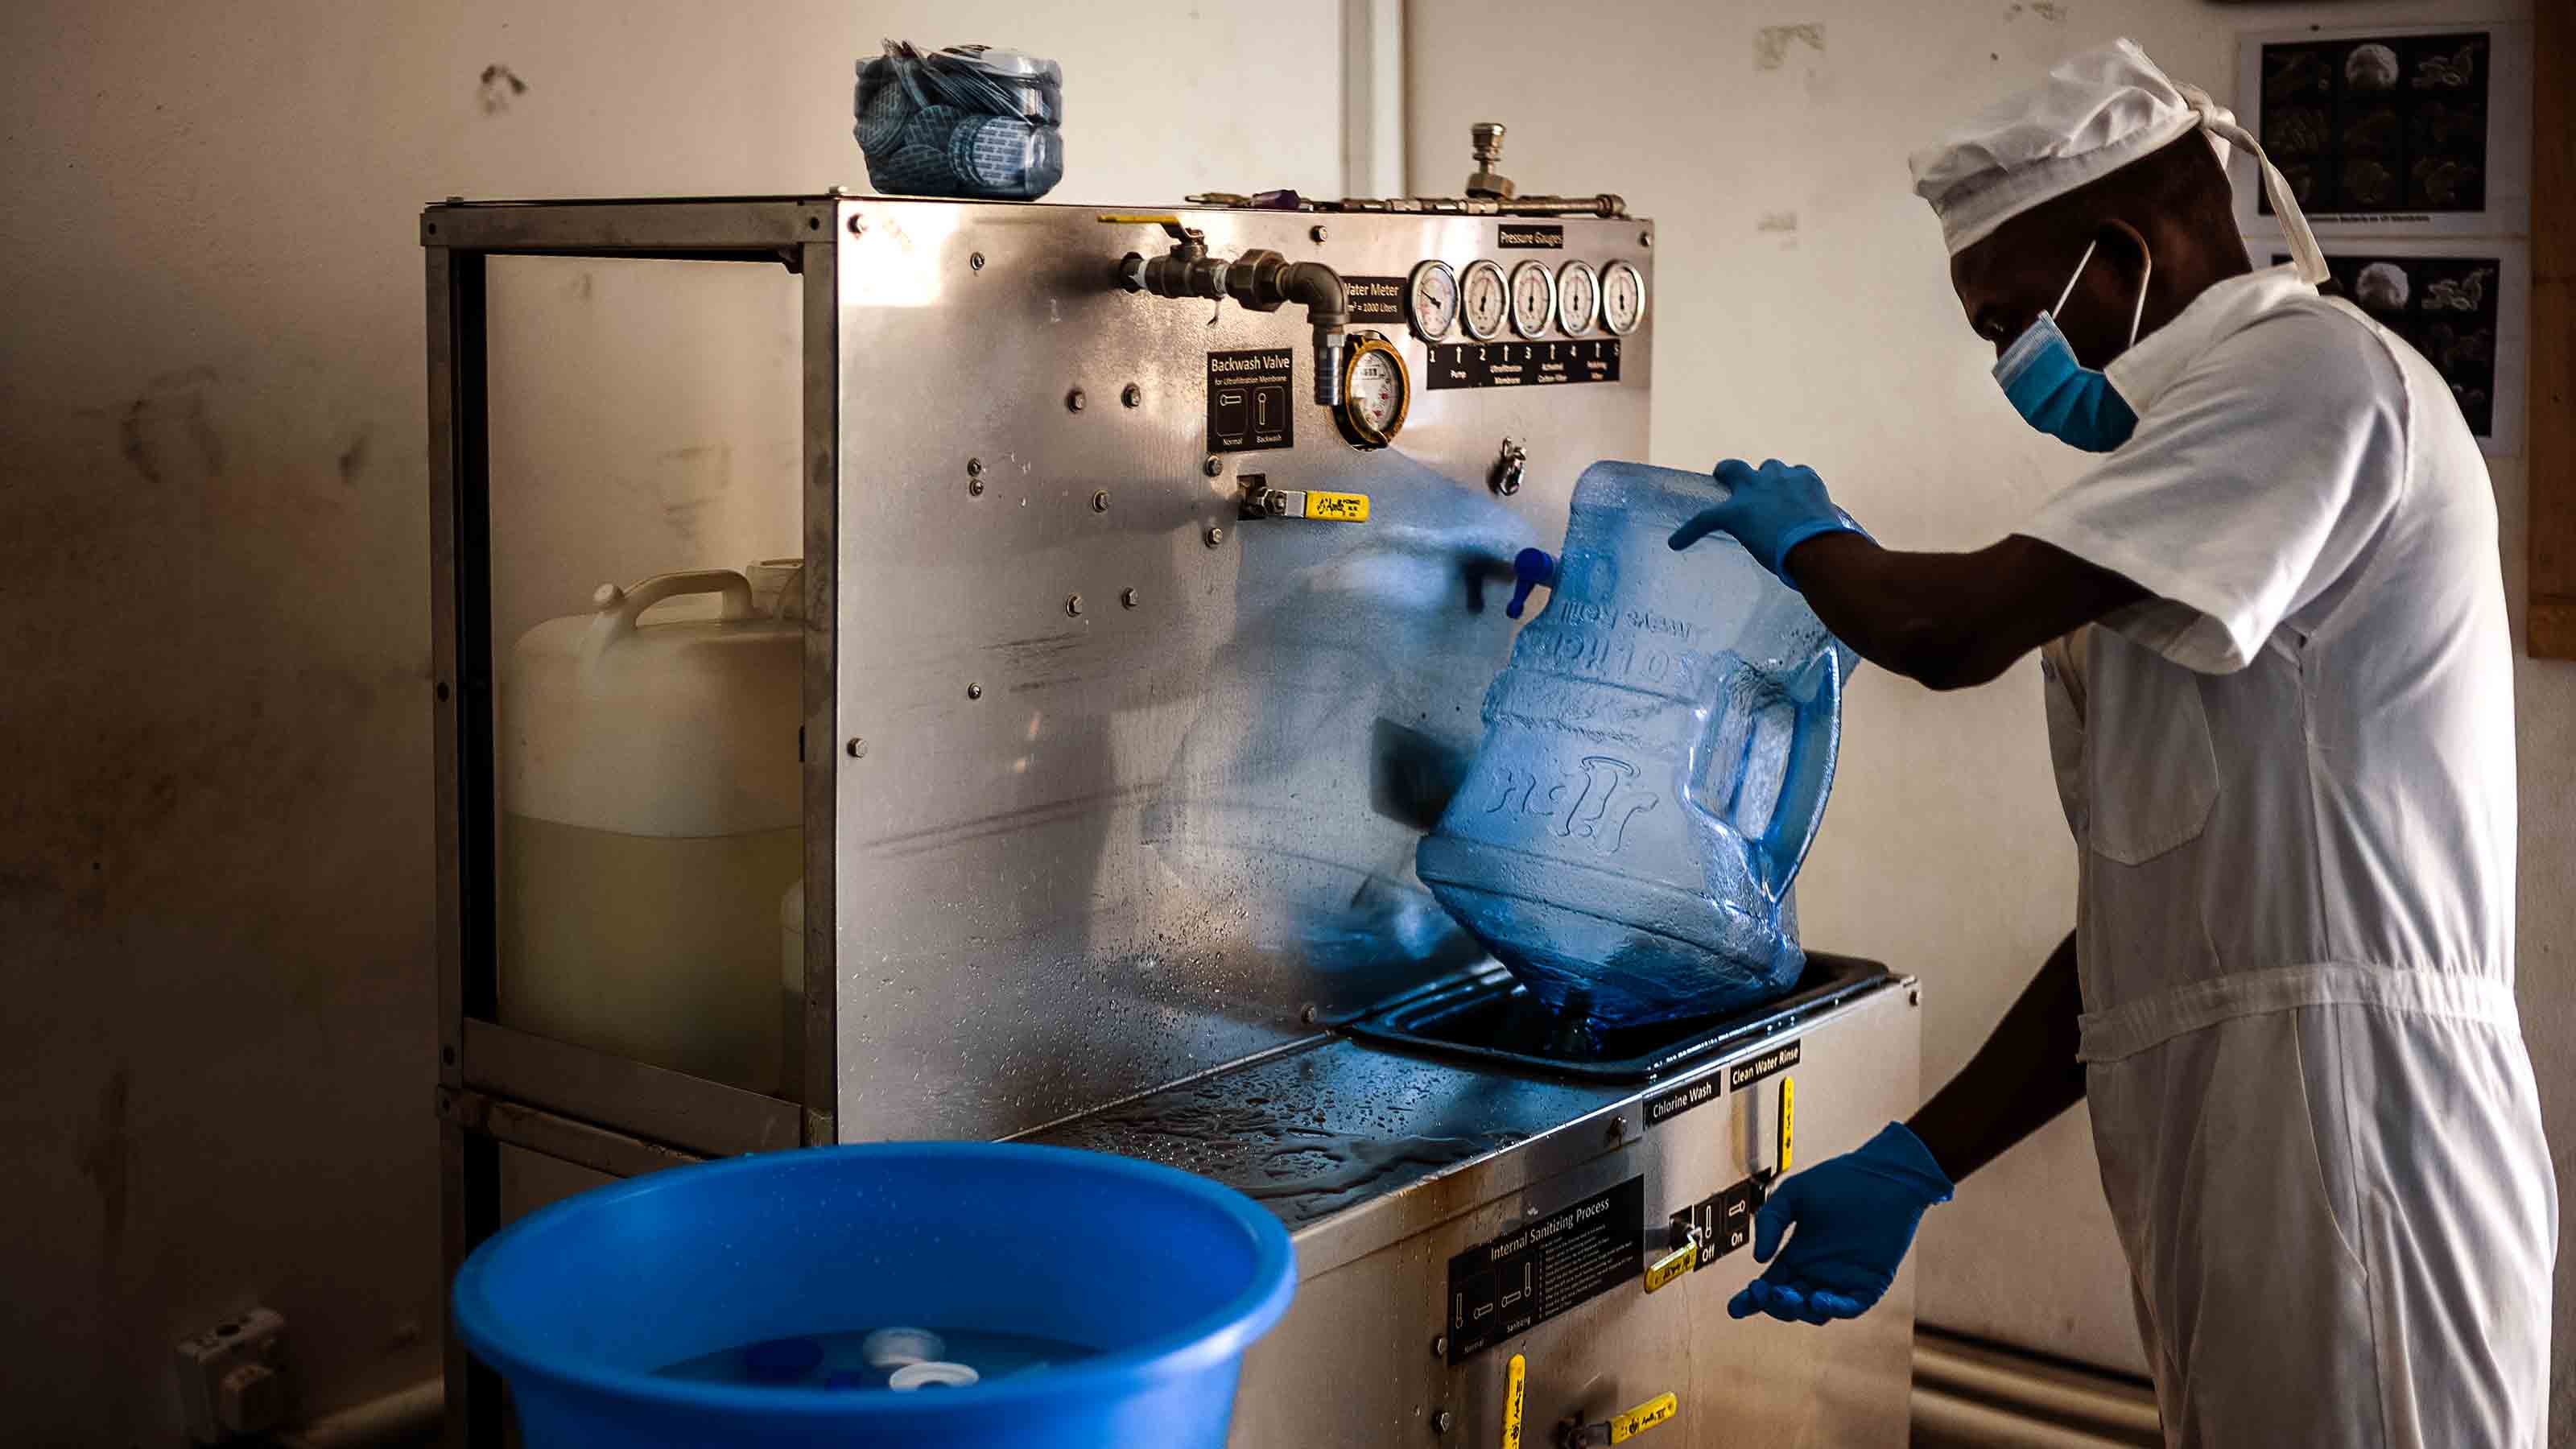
[
  {"x1": 2262, "y1": 237, "x2": 2530, "y2": 458},
  {"x1": 2235, "y1": 23, "x2": 2533, "y2": 238}
]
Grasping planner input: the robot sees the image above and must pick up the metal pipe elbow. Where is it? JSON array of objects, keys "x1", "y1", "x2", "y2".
[{"x1": 1282, "y1": 262, "x2": 1351, "y2": 406}]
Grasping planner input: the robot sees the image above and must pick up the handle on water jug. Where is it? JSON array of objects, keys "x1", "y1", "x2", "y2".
[
  {"x1": 580, "y1": 570, "x2": 757, "y2": 658},
  {"x1": 1750, "y1": 644, "x2": 1847, "y2": 900}
]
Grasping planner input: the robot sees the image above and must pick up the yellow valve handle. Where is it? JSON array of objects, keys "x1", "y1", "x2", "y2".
[
  {"x1": 1502, "y1": 1354, "x2": 1526, "y2": 1449},
  {"x1": 1609, "y1": 1393, "x2": 1679, "y2": 1443},
  {"x1": 1301, "y1": 490, "x2": 1370, "y2": 522},
  {"x1": 1778, "y1": 1076, "x2": 1795, "y2": 1175},
  {"x1": 1643, "y1": 1239, "x2": 1696, "y2": 1293},
  {"x1": 1095, "y1": 213, "x2": 1183, "y2": 225}
]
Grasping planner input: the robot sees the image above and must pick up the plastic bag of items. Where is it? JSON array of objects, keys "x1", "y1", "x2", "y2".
[{"x1": 853, "y1": 41, "x2": 1065, "y2": 201}]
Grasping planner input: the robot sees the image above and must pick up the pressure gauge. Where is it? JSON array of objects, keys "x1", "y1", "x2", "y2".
[
  {"x1": 1555, "y1": 260, "x2": 1601, "y2": 336},
  {"x1": 1333, "y1": 334, "x2": 1412, "y2": 449},
  {"x1": 1509, "y1": 261, "x2": 1558, "y2": 337},
  {"x1": 1602, "y1": 259, "x2": 1648, "y2": 336},
  {"x1": 1406, "y1": 260, "x2": 1459, "y2": 341},
  {"x1": 1459, "y1": 259, "x2": 1509, "y2": 341}
]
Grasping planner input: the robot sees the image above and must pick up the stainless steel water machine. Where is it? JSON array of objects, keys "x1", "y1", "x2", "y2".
[{"x1": 427, "y1": 145, "x2": 1922, "y2": 1447}]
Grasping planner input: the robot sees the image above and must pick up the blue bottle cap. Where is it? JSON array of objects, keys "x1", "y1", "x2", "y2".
[{"x1": 1506, "y1": 548, "x2": 1556, "y2": 619}]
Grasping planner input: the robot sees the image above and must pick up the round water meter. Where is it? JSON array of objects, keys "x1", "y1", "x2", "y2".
[
  {"x1": 1602, "y1": 260, "x2": 1648, "y2": 336},
  {"x1": 1334, "y1": 335, "x2": 1412, "y2": 449},
  {"x1": 1509, "y1": 261, "x2": 1558, "y2": 337},
  {"x1": 1406, "y1": 259, "x2": 1459, "y2": 341},
  {"x1": 1555, "y1": 260, "x2": 1601, "y2": 336},
  {"x1": 1459, "y1": 260, "x2": 1509, "y2": 341}
]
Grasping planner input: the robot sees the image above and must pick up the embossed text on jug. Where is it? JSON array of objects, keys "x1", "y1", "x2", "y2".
[{"x1": 1559, "y1": 755, "x2": 1658, "y2": 852}]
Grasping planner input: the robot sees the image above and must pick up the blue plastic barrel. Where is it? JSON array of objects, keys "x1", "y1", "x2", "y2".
[{"x1": 452, "y1": 1142, "x2": 1297, "y2": 1447}]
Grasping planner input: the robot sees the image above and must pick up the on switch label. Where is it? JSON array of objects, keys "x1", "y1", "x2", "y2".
[{"x1": 1207, "y1": 348, "x2": 1294, "y2": 452}]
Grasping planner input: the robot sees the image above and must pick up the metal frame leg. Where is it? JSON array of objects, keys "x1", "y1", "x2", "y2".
[{"x1": 428, "y1": 240, "x2": 506, "y2": 1449}]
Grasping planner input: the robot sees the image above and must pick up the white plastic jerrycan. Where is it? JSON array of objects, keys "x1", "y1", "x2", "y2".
[{"x1": 498, "y1": 567, "x2": 803, "y2": 1093}]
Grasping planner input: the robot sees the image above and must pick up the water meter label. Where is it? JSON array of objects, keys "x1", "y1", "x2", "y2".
[
  {"x1": 1426, "y1": 340, "x2": 1620, "y2": 391},
  {"x1": 1343, "y1": 275, "x2": 1408, "y2": 325},
  {"x1": 1643, "y1": 1073, "x2": 1722, "y2": 1129},
  {"x1": 1207, "y1": 348, "x2": 1296, "y2": 452},
  {"x1": 1727, "y1": 1039, "x2": 1801, "y2": 1092},
  {"x1": 1445, "y1": 1176, "x2": 1643, "y2": 1364},
  {"x1": 1498, "y1": 224, "x2": 1565, "y2": 250}
]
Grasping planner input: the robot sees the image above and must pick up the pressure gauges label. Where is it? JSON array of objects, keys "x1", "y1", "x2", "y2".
[{"x1": 1206, "y1": 348, "x2": 1294, "y2": 453}]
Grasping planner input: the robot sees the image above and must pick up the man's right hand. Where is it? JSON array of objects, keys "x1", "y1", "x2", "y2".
[{"x1": 1728, "y1": 1121, "x2": 1955, "y2": 1324}]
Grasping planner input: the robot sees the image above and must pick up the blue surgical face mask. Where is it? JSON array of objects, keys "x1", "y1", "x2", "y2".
[{"x1": 1993, "y1": 237, "x2": 2149, "y2": 453}]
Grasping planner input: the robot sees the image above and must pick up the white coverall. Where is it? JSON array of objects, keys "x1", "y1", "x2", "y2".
[{"x1": 2021, "y1": 264, "x2": 2553, "y2": 1446}]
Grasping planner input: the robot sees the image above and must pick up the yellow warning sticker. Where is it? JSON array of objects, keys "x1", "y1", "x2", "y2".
[
  {"x1": 1609, "y1": 1393, "x2": 1679, "y2": 1443},
  {"x1": 1501, "y1": 1354, "x2": 1525, "y2": 1449},
  {"x1": 1302, "y1": 490, "x2": 1370, "y2": 522}
]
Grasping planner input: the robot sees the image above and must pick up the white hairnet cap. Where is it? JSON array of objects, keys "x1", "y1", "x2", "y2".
[{"x1": 1909, "y1": 38, "x2": 2324, "y2": 281}]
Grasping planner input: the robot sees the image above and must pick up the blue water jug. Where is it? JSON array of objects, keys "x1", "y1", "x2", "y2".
[
  {"x1": 452, "y1": 1142, "x2": 1295, "y2": 1448},
  {"x1": 1414, "y1": 460, "x2": 1857, "y2": 1028}
]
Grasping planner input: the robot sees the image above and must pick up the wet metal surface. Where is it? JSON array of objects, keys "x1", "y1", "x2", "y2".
[{"x1": 1024, "y1": 1034, "x2": 1615, "y2": 1231}]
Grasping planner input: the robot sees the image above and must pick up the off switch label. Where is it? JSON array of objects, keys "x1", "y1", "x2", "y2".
[
  {"x1": 1446, "y1": 1176, "x2": 1643, "y2": 1364},
  {"x1": 1207, "y1": 348, "x2": 1295, "y2": 452}
]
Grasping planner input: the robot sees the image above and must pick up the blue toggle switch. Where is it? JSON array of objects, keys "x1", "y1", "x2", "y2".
[{"x1": 1506, "y1": 548, "x2": 1555, "y2": 619}]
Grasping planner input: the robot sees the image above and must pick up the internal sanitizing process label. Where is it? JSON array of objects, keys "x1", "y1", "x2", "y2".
[{"x1": 1445, "y1": 1176, "x2": 1644, "y2": 1364}]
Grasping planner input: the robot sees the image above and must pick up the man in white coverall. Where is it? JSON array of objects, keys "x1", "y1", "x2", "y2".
[{"x1": 1669, "y1": 39, "x2": 2554, "y2": 1446}]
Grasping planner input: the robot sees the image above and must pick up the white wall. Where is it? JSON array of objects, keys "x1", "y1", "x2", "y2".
[
  {"x1": 1410, "y1": 0, "x2": 2566, "y2": 1410},
  {"x1": 0, "y1": 2, "x2": 1342, "y2": 1438}
]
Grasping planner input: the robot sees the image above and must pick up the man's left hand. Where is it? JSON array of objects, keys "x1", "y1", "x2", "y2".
[{"x1": 1670, "y1": 458, "x2": 1866, "y2": 586}]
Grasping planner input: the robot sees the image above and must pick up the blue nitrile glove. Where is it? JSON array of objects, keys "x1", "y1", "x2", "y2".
[
  {"x1": 1667, "y1": 458, "x2": 1866, "y2": 587},
  {"x1": 1728, "y1": 1121, "x2": 1953, "y2": 1325}
]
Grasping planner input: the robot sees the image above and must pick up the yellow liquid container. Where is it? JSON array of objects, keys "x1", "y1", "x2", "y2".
[{"x1": 497, "y1": 568, "x2": 803, "y2": 1094}]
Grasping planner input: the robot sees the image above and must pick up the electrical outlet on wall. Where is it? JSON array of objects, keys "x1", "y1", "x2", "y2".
[{"x1": 174, "y1": 1305, "x2": 291, "y2": 1443}]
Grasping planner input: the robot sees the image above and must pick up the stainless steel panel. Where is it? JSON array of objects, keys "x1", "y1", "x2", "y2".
[
  {"x1": 461, "y1": 1018, "x2": 801, "y2": 1158},
  {"x1": 1213, "y1": 980, "x2": 1922, "y2": 1449},
  {"x1": 830, "y1": 203, "x2": 1654, "y2": 1141}
]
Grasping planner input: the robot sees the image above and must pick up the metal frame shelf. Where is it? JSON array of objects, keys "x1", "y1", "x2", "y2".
[{"x1": 425, "y1": 195, "x2": 848, "y2": 1447}]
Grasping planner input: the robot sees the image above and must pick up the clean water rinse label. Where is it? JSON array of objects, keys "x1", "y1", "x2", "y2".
[
  {"x1": 1727, "y1": 1039, "x2": 1801, "y2": 1092},
  {"x1": 1445, "y1": 1176, "x2": 1644, "y2": 1364}
]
